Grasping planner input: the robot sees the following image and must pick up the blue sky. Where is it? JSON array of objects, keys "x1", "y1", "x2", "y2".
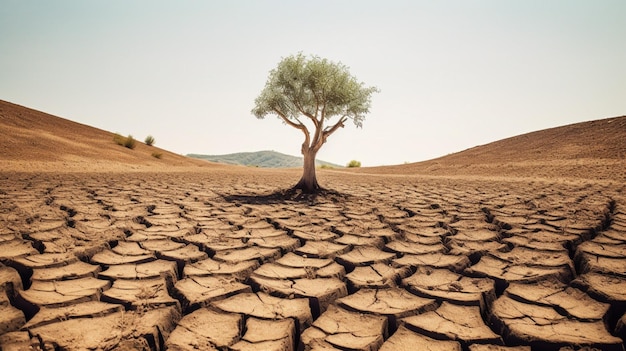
[{"x1": 1, "y1": 1, "x2": 625, "y2": 166}]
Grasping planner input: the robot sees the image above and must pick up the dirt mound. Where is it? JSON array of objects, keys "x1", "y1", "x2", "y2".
[
  {"x1": 0, "y1": 100, "x2": 213, "y2": 172},
  {"x1": 353, "y1": 115, "x2": 626, "y2": 181},
  {"x1": 441, "y1": 115, "x2": 626, "y2": 162}
]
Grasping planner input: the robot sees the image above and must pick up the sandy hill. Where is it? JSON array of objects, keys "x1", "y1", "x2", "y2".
[
  {"x1": 0, "y1": 100, "x2": 212, "y2": 172},
  {"x1": 353, "y1": 115, "x2": 626, "y2": 182},
  {"x1": 2, "y1": 99, "x2": 624, "y2": 181}
]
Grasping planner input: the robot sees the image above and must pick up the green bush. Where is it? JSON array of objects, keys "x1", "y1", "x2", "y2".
[
  {"x1": 347, "y1": 160, "x2": 361, "y2": 168},
  {"x1": 113, "y1": 133, "x2": 125, "y2": 146},
  {"x1": 145, "y1": 135, "x2": 155, "y2": 146},
  {"x1": 113, "y1": 133, "x2": 136, "y2": 149},
  {"x1": 151, "y1": 152, "x2": 162, "y2": 159},
  {"x1": 319, "y1": 164, "x2": 334, "y2": 169},
  {"x1": 124, "y1": 135, "x2": 136, "y2": 149}
]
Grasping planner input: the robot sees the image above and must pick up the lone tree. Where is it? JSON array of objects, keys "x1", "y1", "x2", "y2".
[{"x1": 252, "y1": 53, "x2": 378, "y2": 193}]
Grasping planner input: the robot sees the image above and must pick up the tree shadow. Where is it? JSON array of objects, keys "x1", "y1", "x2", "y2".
[{"x1": 220, "y1": 187, "x2": 349, "y2": 206}]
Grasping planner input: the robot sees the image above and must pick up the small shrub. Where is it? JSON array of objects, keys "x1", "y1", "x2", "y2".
[
  {"x1": 123, "y1": 135, "x2": 136, "y2": 149},
  {"x1": 145, "y1": 135, "x2": 155, "y2": 146},
  {"x1": 113, "y1": 133, "x2": 136, "y2": 149},
  {"x1": 319, "y1": 164, "x2": 334, "y2": 169},
  {"x1": 113, "y1": 133, "x2": 125, "y2": 146},
  {"x1": 347, "y1": 160, "x2": 361, "y2": 168},
  {"x1": 151, "y1": 152, "x2": 162, "y2": 159}
]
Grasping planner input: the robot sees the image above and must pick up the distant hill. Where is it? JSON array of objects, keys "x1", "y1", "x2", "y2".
[{"x1": 188, "y1": 150, "x2": 343, "y2": 168}]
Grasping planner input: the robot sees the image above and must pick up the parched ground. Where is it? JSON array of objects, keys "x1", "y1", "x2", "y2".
[
  {"x1": 1, "y1": 101, "x2": 626, "y2": 350},
  {"x1": 1, "y1": 168, "x2": 625, "y2": 351}
]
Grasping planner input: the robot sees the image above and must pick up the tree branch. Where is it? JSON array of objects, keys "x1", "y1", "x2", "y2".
[
  {"x1": 289, "y1": 95, "x2": 318, "y2": 127},
  {"x1": 321, "y1": 116, "x2": 347, "y2": 144},
  {"x1": 273, "y1": 108, "x2": 311, "y2": 154},
  {"x1": 290, "y1": 97, "x2": 320, "y2": 148},
  {"x1": 324, "y1": 116, "x2": 347, "y2": 135},
  {"x1": 302, "y1": 107, "x2": 321, "y2": 130},
  {"x1": 273, "y1": 108, "x2": 304, "y2": 130}
]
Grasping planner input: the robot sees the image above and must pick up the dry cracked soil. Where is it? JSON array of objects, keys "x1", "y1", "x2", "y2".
[{"x1": 1, "y1": 170, "x2": 625, "y2": 351}]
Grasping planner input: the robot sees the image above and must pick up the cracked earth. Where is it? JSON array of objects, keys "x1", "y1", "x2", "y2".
[{"x1": 1, "y1": 170, "x2": 625, "y2": 350}]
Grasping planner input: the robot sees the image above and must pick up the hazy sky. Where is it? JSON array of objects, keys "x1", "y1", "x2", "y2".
[{"x1": 1, "y1": 1, "x2": 625, "y2": 166}]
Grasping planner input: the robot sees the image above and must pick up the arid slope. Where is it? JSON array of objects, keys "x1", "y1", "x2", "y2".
[
  {"x1": 1, "y1": 99, "x2": 624, "y2": 181},
  {"x1": 354, "y1": 115, "x2": 626, "y2": 182},
  {"x1": 0, "y1": 100, "x2": 212, "y2": 172}
]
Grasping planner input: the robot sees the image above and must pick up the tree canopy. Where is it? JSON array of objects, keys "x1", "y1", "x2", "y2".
[{"x1": 252, "y1": 53, "x2": 378, "y2": 192}]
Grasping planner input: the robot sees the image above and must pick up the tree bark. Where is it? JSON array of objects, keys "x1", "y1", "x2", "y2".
[{"x1": 294, "y1": 147, "x2": 321, "y2": 193}]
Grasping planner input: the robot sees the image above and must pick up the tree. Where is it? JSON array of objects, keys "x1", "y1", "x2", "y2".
[{"x1": 252, "y1": 53, "x2": 378, "y2": 193}]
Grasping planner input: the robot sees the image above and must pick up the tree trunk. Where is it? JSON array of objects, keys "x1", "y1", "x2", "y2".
[{"x1": 294, "y1": 147, "x2": 321, "y2": 193}]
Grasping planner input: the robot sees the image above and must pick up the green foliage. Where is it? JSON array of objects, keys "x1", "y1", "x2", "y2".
[
  {"x1": 113, "y1": 133, "x2": 136, "y2": 149},
  {"x1": 113, "y1": 133, "x2": 125, "y2": 146},
  {"x1": 252, "y1": 53, "x2": 379, "y2": 129},
  {"x1": 347, "y1": 160, "x2": 361, "y2": 168},
  {"x1": 151, "y1": 152, "x2": 162, "y2": 159},
  {"x1": 319, "y1": 164, "x2": 334, "y2": 169},
  {"x1": 145, "y1": 135, "x2": 155, "y2": 146},
  {"x1": 251, "y1": 53, "x2": 377, "y2": 192},
  {"x1": 124, "y1": 135, "x2": 136, "y2": 149}
]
